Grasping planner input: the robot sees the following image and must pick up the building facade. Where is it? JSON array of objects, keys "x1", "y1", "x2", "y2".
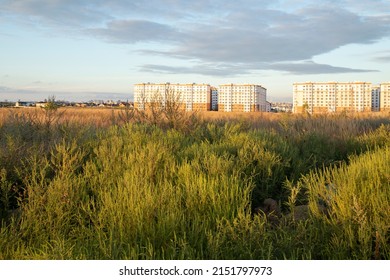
[
  {"x1": 134, "y1": 83, "x2": 211, "y2": 111},
  {"x1": 211, "y1": 87, "x2": 218, "y2": 111},
  {"x1": 380, "y1": 82, "x2": 390, "y2": 111},
  {"x1": 218, "y1": 84, "x2": 267, "y2": 112},
  {"x1": 293, "y1": 81, "x2": 373, "y2": 113},
  {"x1": 372, "y1": 86, "x2": 380, "y2": 112}
]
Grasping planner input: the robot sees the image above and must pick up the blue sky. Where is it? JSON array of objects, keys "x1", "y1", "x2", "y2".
[{"x1": 1, "y1": 0, "x2": 390, "y2": 102}]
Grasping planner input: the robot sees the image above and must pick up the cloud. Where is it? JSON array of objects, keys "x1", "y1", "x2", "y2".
[
  {"x1": 0, "y1": 86, "x2": 44, "y2": 101},
  {"x1": 0, "y1": 0, "x2": 261, "y2": 27},
  {"x1": 1, "y1": 0, "x2": 390, "y2": 76},
  {"x1": 323, "y1": 0, "x2": 390, "y2": 15},
  {"x1": 268, "y1": 61, "x2": 379, "y2": 75},
  {"x1": 156, "y1": 7, "x2": 390, "y2": 62},
  {"x1": 0, "y1": 86, "x2": 131, "y2": 101},
  {"x1": 372, "y1": 51, "x2": 390, "y2": 62},
  {"x1": 140, "y1": 63, "x2": 252, "y2": 76},
  {"x1": 0, "y1": 86, "x2": 11, "y2": 91},
  {"x1": 374, "y1": 55, "x2": 390, "y2": 62},
  {"x1": 140, "y1": 60, "x2": 377, "y2": 77},
  {"x1": 136, "y1": 5, "x2": 390, "y2": 75},
  {"x1": 86, "y1": 20, "x2": 181, "y2": 43},
  {"x1": 0, "y1": 0, "x2": 109, "y2": 27}
]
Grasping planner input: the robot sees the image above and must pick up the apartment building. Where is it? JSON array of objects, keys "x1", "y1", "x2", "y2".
[
  {"x1": 372, "y1": 86, "x2": 380, "y2": 112},
  {"x1": 211, "y1": 87, "x2": 218, "y2": 111},
  {"x1": 380, "y1": 82, "x2": 390, "y2": 111},
  {"x1": 134, "y1": 83, "x2": 211, "y2": 111},
  {"x1": 293, "y1": 81, "x2": 373, "y2": 113},
  {"x1": 218, "y1": 84, "x2": 267, "y2": 112}
]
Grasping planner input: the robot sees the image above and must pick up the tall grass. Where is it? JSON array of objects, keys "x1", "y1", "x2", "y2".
[
  {"x1": 0, "y1": 108, "x2": 389, "y2": 259},
  {"x1": 304, "y1": 146, "x2": 390, "y2": 259}
]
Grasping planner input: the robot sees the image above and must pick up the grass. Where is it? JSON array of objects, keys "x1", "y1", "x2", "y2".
[{"x1": 0, "y1": 107, "x2": 389, "y2": 259}]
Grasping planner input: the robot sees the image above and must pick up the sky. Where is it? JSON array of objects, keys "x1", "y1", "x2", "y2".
[{"x1": 1, "y1": 0, "x2": 390, "y2": 102}]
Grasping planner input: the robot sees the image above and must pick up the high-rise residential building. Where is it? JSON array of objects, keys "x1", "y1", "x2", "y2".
[
  {"x1": 211, "y1": 87, "x2": 218, "y2": 111},
  {"x1": 218, "y1": 84, "x2": 267, "y2": 112},
  {"x1": 293, "y1": 81, "x2": 373, "y2": 113},
  {"x1": 372, "y1": 86, "x2": 380, "y2": 112},
  {"x1": 134, "y1": 83, "x2": 211, "y2": 111},
  {"x1": 380, "y1": 82, "x2": 390, "y2": 111}
]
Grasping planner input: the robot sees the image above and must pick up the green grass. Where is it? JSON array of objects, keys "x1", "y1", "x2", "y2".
[{"x1": 0, "y1": 110, "x2": 389, "y2": 259}]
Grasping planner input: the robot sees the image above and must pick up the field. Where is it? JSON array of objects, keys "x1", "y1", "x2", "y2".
[{"x1": 0, "y1": 106, "x2": 389, "y2": 259}]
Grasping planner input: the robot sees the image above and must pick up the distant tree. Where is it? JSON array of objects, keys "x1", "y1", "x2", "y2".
[
  {"x1": 41, "y1": 95, "x2": 63, "y2": 130},
  {"x1": 134, "y1": 88, "x2": 199, "y2": 131}
]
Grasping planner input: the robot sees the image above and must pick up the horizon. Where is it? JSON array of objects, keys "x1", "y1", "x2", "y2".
[{"x1": 1, "y1": 0, "x2": 390, "y2": 103}]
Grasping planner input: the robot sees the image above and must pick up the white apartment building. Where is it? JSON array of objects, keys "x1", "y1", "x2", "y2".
[
  {"x1": 380, "y1": 82, "x2": 390, "y2": 111},
  {"x1": 134, "y1": 83, "x2": 211, "y2": 111},
  {"x1": 293, "y1": 81, "x2": 372, "y2": 113},
  {"x1": 218, "y1": 84, "x2": 267, "y2": 112},
  {"x1": 372, "y1": 86, "x2": 380, "y2": 112}
]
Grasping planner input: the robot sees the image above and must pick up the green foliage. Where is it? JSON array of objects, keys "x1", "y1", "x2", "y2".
[
  {"x1": 302, "y1": 146, "x2": 390, "y2": 259},
  {"x1": 0, "y1": 111, "x2": 389, "y2": 259},
  {"x1": 0, "y1": 169, "x2": 13, "y2": 218}
]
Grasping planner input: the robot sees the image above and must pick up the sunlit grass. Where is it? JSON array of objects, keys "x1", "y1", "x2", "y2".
[{"x1": 0, "y1": 108, "x2": 389, "y2": 259}]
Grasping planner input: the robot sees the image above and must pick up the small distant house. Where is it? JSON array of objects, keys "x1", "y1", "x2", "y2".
[{"x1": 35, "y1": 102, "x2": 48, "y2": 108}]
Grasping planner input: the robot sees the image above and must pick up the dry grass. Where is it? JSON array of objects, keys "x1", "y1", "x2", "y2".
[
  {"x1": 0, "y1": 107, "x2": 118, "y2": 127},
  {"x1": 2, "y1": 107, "x2": 389, "y2": 127}
]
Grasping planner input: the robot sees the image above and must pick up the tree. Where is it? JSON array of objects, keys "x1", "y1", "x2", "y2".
[
  {"x1": 42, "y1": 95, "x2": 61, "y2": 129},
  {"x1": 134, "y1": 88, "x2": 199, "y2": 131}
]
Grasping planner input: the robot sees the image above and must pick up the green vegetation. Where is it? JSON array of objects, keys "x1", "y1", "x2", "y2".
[{"x1": 0, "y1": 108, "x2": 389, "y2": 259}]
